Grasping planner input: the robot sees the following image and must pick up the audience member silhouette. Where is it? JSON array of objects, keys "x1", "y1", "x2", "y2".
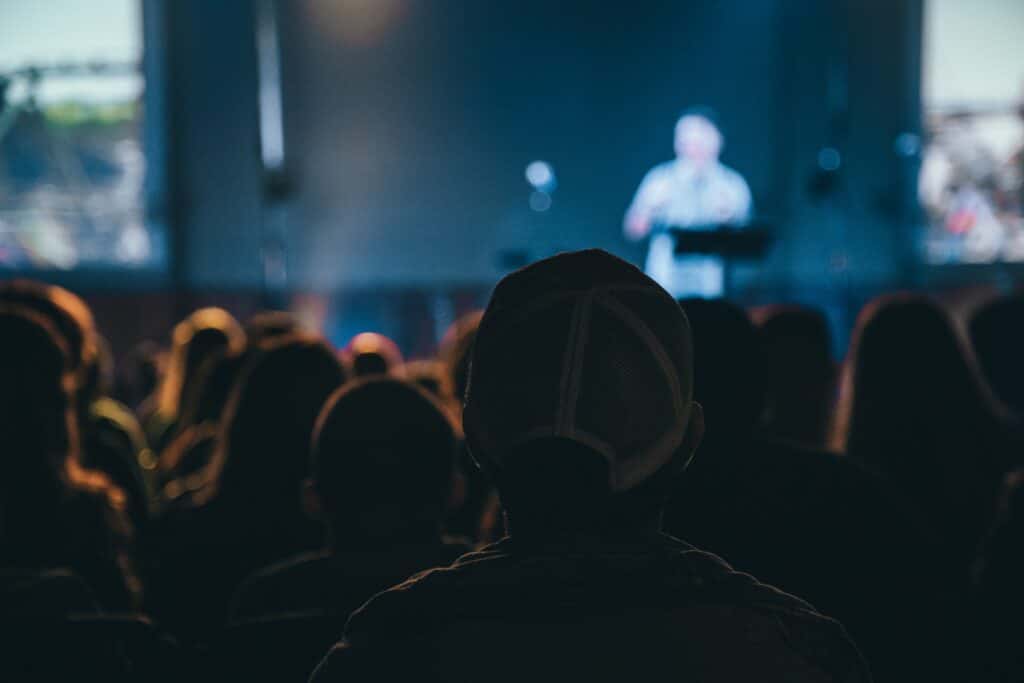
[
  {"x1": 400, "y1": 359, "x2": 452, "y2": 400},
  {"x1": 157, "y1": 348, "x2": 248, "y2": 490},
  {"x1": 0, "y1": 280, "x2": 98, "y2": 381},
  {"x1": 0, "y1": 281, "x2": 153, "y2": 545},
  {"x1": 142, "y1": 307, "x2": 245, "y2": 452},
  {"x1": 970, "y1": 293, "x2": 1024, "y2": 416},
  {"x1": 1, "y1": 567, "x2": 141, "y2": 681},
  {"x1": 159, "y1": 312, "x2": 310, "y2": 497},
  {"x1": 311, "y1": 250, "x2": 868, "y2": 683},
  {"x1": 0, "y1": 307, "x2": 138, "y2": 611},
  {"x1": 245, "y1": 310, "x2": 305, "y2": 344},
  {"x1": 438, "y1": 310, "x2": 483, "y2": 403},
  {"x1": 436, "y1": 310, "x2": 495, "y2": 542},
  {"x1": 973, "y1": 468, "x2": 1024, "y2": 682},
  {"x1": 148, "y1": 335, "x2": 346, "y2": 640},
  {"x1": 835, "y1": 294, "x2": 1020, "y2": 585},
  {"x1": 10, "y1": 259, "x2": 1024, "y2": 682},
  {"x1": 159, "y1": 311, "x2": 312, "y2": 488},
  {"x1": 114, "y1": 339, "x2": 163, "y2": 412},
  {"x1": 230, "y1": 377, "x2": 468, "y2": 624},
  {"x1": 1, "y1": 568, "x2": 100, "y2": 618},
  {"x1": 81, "y1": 334, "x2": 158, "y2": 527},
  {"x1": 343, "y1": 332, "x2": 403, "y2": 378},
  {"x1": 665, "y1": 298, "x2": 956, "y2": 682},
  {"x1": 751, "y1": 305, "x2": 836, "y2": 450}
]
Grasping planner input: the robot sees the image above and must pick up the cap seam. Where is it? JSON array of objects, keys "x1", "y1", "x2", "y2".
[
  {"x1": 555, "y1": 297, "x2": 586, "y2": 434},
  {"x1": 561, "y1": 291, "x2": 594, "y2": 433}
]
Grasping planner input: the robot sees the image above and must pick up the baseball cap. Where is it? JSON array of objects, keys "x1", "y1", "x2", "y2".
[{"x1": 463, "y1": 249, "x2": 694, "y2": 492}]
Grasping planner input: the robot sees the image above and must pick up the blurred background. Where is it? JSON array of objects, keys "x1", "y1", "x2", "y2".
[{"x1": 1, "y1": 0, "x2": 1022, "y2": 356}]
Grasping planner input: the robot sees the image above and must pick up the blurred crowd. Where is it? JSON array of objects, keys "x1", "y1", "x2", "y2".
[{"x1": 4, "y1": 252, "x2": 1024, "y2": 681}]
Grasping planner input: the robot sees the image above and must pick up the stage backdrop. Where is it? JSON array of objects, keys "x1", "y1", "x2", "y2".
[{"x1": 167, "y1": 0, "x2": 922, "y2": 299}]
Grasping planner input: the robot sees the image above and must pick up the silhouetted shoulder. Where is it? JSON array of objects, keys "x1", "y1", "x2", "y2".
[
  {"x1": 229, "y1": 551, "x2": 331, "y2": 622},
  {"x1": 0, "y1": 569, "x2": 100, "y2": 617},
  {"x1": 313, "y1": 536, "x2": 869, "y2": 682},
  {"x1": 231, "y1": 538, "x2": 473, "y2": 624}
]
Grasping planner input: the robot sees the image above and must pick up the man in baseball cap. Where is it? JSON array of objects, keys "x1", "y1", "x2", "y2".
[{"x1": 312, "y1": 249, "x2": 868, "y2": 682}]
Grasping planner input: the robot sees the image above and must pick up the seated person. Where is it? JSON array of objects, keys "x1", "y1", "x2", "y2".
[
  {"x1": 970, "y1": 293, "x2": 1024, "y2": 416},
  {"x1": 437, "y1": 311, "x2": 497, "y2": 544},
  {"x1": 1, "y1": 569, "x2": 133, "y2": 681},
  {"x1": 158, "y1": 310, "x2": 297, "y2": 488},
  {"x1": 0, "y1": 306, "x2": 137, "y2": 611},
  {"x1": 400, "y1": 359, "x2": 452, "y2": 401},
  {"x1": 973, "y1": 468, "x2": 1024, "y2": 683},
  {"x1": 245, "y1": 310, "x2": 306, "y2": 344},
  {"x1": 750, "y1": 304, "x2": 836, "y2": 450},
  {"x1": 1, "y1": 568, "x2": 99, "y2": 618},
  {"x1": 311, "y1": 249, "x2": 868, "y2": 683},
  {"x1": 146, "y1": 335, "x2": 345, "y2": 641},
  {"x1": 667, "y1": 298, "x2": 956, "y2": 683},
  {"x1": 342, "y1": 333, "x2": 403, "y2": 378},
  {"x1": 229, "y1": 377, "x2": 470, "y2": 623},
  {"x1": 141, "y1": 307, "x2": 245, "y2": 452},
  {"x1": 81, "y1": 336, "x2": 158, "y2": 529},
  {"x1": 0, "y1": 280, "x2": 153, "y2": 536}
]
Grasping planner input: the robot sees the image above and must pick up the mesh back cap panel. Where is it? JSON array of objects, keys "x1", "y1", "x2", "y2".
[{"x1": 465, "y1": 250, "x2": 693, "y2": 492}]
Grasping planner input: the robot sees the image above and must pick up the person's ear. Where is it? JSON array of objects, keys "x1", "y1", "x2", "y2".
[
  {"x1": 676, "y1": 401, "x2": 705, "y2": 473},
  {"x1": 302, "y1": 478, "x2": 322, "y2": 520}
]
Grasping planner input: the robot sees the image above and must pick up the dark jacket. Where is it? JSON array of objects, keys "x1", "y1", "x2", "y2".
[
  {"x1": 664, "y1": 437, "x2": 959, "y2": 682},
  {"x1": 229, "y1": 538, "x2": 472, "y2": 623},
  {"x1": 145, "y1": 500, "x2": 321, "y2": 642},
  {"x1": 311, "y1": 533, "x2": 871, "y2": 683}
]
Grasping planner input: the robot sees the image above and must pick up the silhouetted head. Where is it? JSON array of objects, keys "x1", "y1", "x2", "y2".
[
  {"x1": 202, "y1": 335, "x2": 347, "y2": 518},
  {"x1": 0, "y1": 307, "x2": 74, "y2": 474},
  {"x1": 0, "y1": 280, "x2": 97, "y2": 391},
  {"x1": 310, "y1": 378, "x2": 456, "y2": 541},
  {"x1": 115, "y1": 340, "x2": 162, "y2": 409},
  {"x1": 752, "y1": 305, "x2": 835, "y2": 448},
  {"x1": 176, "y1": 349, "x2": 249, "y2": 430},
  {"x1": 401, "y1": 360, "x2": 453, "y2": 401},
  {"x1": 439, "y1": 310, "x2": 484, "y2": 403},
  {"x1": 0, "y1": 307, "x2": 124, "y2": 543},
  {"x1": 80, "y1": 334, "x2": 115, "y2": 406},
  {"x1": 678, "y1": 298, "x2": 764, "y2": 450},
  {"x1": 157, "y1": 308, "x2": 245, "y2": 421},
  {"x1": 836, "y1": 295, "x2": 1017, "y2": 561},
  {"x1": 464, "y1": 250, "x2": 703, "y2": 537},
  {"x1": 246, "y1": 310, "x2": 305, "y2": 346},
  {"x1": 343, "y1": 332, "x2": 403, "y2": 378},
  {"x1": 837, "y1": 295, "x2": 1009, "y2": 475},
  {"x1": 970, "y1": 294, "x2": 1024, "y2": 415}
]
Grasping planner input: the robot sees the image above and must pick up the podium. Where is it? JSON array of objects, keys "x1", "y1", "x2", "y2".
[
  {"x1": 665, "y1": 222, "x2": 773, "y2": 258},
  {"x1": 659, "y1": 221, "x2": 773, "y2": 296}
]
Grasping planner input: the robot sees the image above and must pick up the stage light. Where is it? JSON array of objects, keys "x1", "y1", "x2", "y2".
[
  {"x1": 525, "y1": 160, "x2": 556, "y2": 193},
  {"x1": 529, "y1": 190, "x2": 552, "y2": 212},
  {"x1": 894, "y1": 132, "x2": 920, "y2": 157},
  {"x1": 308, "y1": 0, "x2": 406, "y2": 48},
  {"x1": 817, "y1": 147, "x2": 842, "y2": 172}
]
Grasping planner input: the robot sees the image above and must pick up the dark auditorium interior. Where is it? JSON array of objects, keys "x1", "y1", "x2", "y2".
[{"x1": 3, "y1": 0, "x2": 1024, "y2": 680}]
